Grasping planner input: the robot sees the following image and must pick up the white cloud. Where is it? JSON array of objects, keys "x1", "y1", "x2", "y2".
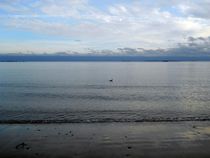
[
  {"x1": 0, "y1": 0, "x2": 210, "y2": 54},
  {"x1": 178, "y1": 0, "x2": 210, "y2": 19}
]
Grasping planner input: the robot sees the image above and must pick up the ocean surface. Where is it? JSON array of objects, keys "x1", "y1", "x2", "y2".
[{"x1": 0, "y1": 62, "x2": 210, "y2": 123}]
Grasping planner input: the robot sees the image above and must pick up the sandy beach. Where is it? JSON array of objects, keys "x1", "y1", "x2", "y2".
[{"x1": 0, "y1": 122, "x2": 210, "y2": 158}]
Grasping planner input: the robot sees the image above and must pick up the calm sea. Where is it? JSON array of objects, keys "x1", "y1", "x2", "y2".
[{"x1": 0, "y1": 62, "x2": 210, "y2": 123}]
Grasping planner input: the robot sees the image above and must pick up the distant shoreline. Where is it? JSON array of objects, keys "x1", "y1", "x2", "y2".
[
  {"x1": 1, "y1": 55, "x2": 210, "y2": 62},
  {"x1": 1, "y1": 60, "x2": 210, "y2": 62}
]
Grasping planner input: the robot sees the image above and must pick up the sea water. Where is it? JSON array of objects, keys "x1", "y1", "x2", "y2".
[{"x1": 0, "y1": 62, "x2": 210, "y2": 123}]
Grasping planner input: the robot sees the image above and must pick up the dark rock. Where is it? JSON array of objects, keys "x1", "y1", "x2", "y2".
[
  {"x1": 35, "y1": 153, "x2": 39, "y2": 156},
  {"x1": 15, "y1": 142, "x2": 29, "y2": 150},
  {"x1": 126, "y1": 154, "x2": 131, "y2": 157}
]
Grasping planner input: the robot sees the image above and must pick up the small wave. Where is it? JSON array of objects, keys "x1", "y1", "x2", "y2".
[{"x1": 0, "y1": 116, "x2": 210, "y2": 124}]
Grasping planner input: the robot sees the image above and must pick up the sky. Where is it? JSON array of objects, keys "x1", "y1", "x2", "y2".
[{"x1": 0, "y1": 0, "x2": 210, "y2": 55}]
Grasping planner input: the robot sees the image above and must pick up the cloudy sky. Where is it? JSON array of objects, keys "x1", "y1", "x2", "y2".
[{"x1": 0, "y1": 0, "x2": 210, "y2": 55}]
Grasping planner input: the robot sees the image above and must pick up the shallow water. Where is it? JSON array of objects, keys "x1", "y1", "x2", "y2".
[
  {"x1": 1, "y1": 122, "x2": 210, "y2": 158},
  {"x1": 1, "y1": 62, "x2": 210, "y2": 123}
]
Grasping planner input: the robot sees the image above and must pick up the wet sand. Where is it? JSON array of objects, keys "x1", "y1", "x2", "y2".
[{"x1": 0, "y1": 122, "x2": 210, "y2": 158}]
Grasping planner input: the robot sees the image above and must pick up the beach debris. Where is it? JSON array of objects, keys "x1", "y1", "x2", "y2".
[
  {"x1": 15, "y1": 142, "x2": 30, "y2": 150},
  {"x1": 26, "y1": 147, "x2": 30, "y2": 150},
  {"x1": 126, "y1": 154, "x2": 131, "y2": 157},
  {"x1": 35, "y1": 153, "x2": 39, "y2": 156}
]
